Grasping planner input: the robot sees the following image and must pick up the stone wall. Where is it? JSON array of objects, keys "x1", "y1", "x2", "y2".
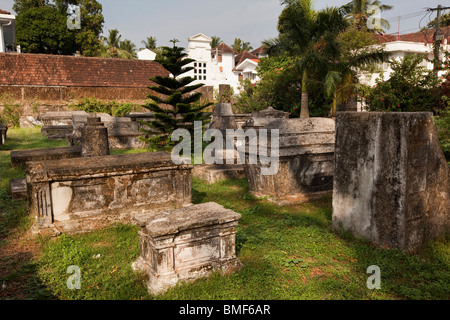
[{"x1": 332, "y1": 112, "x2": 449, "y2": 252}]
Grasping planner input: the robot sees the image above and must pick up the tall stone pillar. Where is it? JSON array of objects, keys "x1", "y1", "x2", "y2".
[{"x1": 80, "y1": 117, "x2": 110, "y2": 157}]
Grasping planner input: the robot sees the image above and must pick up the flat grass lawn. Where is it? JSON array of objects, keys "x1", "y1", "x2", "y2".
[{"x1": 0, "y1": 127, "x2": 449, "y2": 300}]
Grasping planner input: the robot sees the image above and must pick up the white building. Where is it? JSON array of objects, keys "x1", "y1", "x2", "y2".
[
  {"x1": 0, "y1": 9, "x2": 17, "y2": 53},
  {"x1": 360, "y1": 27, "x2": 450, "y2": 86},
  {"x1": 185, "y1": 33, "x2": 266, "y2": 93},
  {"x1": 137, "y1": 48, "x2": 156, "y2": 60}
]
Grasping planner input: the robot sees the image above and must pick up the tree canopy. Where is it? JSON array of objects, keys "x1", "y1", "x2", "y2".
[{"x1": 14, "y1": 0, "x2": 104, "y2": 56}]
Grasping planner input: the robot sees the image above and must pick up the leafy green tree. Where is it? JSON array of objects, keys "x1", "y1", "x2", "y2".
[
  {"x1": 211, "y1": 36, "x2": 223, "y2": 49},
  {"x1": 232, "y1": 38, "x2": 253, "y2": 53},
  {"x1": 364, "y1": 54, "x2": 442, "y2": 112},
  {"x1": 141, "y1": 36, "x2": 157, "y2": 50},
  {"x1": 140, "y1": 45, "x2": 213, "y2": 148},
  {"x1": 54, "y1": 0, "x2": 105, "y2": 56},
  {"x1": 16, "y1": 5, "x2": 75, "y2": 54},
  {"x1": 428, "y1": 12, "x2": 450, "y2": 28},
  {"x1": 100, "y1": 29, "x2": 134, "y2": 59},
  {"x1": 14, "y1": 0, "x2": 104, "y2": 56}
]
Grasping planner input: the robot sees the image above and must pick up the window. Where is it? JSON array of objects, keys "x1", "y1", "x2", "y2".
[
  {"x1": 193, "y1": 62, "x2": 207, "y2": 81},
  {"x1": 218, "y1": 54, "x2": 222, "y2": 63}
]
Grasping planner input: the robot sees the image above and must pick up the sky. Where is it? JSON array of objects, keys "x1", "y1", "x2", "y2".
[{"x1": 0, "y1": 0, "x2": 448, "y2": 50}]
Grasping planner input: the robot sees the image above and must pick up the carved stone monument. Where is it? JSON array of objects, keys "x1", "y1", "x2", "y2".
[
  {"x1": 332, "y1": 112, "x2": 449, "y2": 252},
  {"x1": 132, "y1": 202, "x2": 242, "y2": 295}
]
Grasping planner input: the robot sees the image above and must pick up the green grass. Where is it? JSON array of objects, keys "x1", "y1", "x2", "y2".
[{"x1": 0, "y1": 127, "x2": 449, "y2": 300}]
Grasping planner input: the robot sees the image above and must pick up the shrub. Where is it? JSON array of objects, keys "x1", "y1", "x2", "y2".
[
  {"x1": 364, "y1": 54, "x2": 443, "y2": 113},
  {"x1": 0, "y1": 95, "x2": 22, "y2": 127},
  {"x1": 70, "y1": 97, "x2": 136, "y2": 117}
]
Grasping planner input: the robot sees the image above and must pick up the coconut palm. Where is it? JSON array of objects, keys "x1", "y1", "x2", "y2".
[
  {"x1": 101, "y1": 29, "x2": 134, "y2": 59},
  {"x1": 232, "y1": 38, "x2": 253, "y2": 53},
  {"x1": 141, "y1": 36, "x2": 157, "y2": 50},
  {"x1": 341, "y1": 0, "x2": 393, "y2": 32},
  {"x1": 119, "y1": 39, "x2": 137, "y2": 59},
  {"x1": 211, "y1": 36, "x2": 223, "y2": 49}
]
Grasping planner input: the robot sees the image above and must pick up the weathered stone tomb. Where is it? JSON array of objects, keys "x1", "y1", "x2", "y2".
[
  {"x1": 332, "y1": 112, "x2": 449, "y2": 252},
  {"x1": 26, "y1": 152, "x2": 192, "y2": 234},
  {"x1": 243, "y1": 117, "x2": 335, "y2": 202},
  {"x1": 67, "y1": 113, "x2": 145, "y2": 149},
  {"x1": 131, "y1": 202, "x2": 242, "y2": 295}
]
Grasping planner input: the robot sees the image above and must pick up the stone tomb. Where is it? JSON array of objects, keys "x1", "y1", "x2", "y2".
[
  {"x1": 26, "y1": 152, "x2": 192, "y2": 234},
  {"x1": 332, "y1": 112, "x2": 449, "y2": 252},
  {"x1": 131, "y1": 202, "x2": 242, "y2": 295},
  {"x1": 67, "y1": 113, "x2": 145, "y2": 149},
  {"x1": 40, "y1": 111, "x2": 88, "y2": 140},
  {"x1": 192, "y1": 103, "x2": 245, "y2": 183},
  {"x1": 243, "y1": 118, "x2": 335, "y2": 203}
]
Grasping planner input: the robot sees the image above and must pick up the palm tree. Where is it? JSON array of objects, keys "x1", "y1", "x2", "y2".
[
  {"x1": 264, "y1": 0, "x2": 349, "y2": 118},
  {"x1": 101, "y1": 29, "x2": 134, "y2": 59},
  {"x1": 211, "y1": 36, "x2": 223, "y2": 49},
  {"x1": 119, "y1": 39, "x2": 137, "y2": 58},
  {"x1": 232, "y1": 38, "x2": 253, "y2": 53},
  {"x1": 341, "y1": 0, "x2": 393, "y2": 32},
  {"x1": 141, "y1": 36, "x2": 157, "y2": 50}
]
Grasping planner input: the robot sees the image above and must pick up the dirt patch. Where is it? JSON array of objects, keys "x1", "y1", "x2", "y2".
[{"x1": 0, "y1": 229, "x2": 42, "y2": 299}]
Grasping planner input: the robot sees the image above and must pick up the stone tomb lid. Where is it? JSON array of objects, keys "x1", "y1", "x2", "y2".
[
  {"x1": 133, "y1": 202, "x2": 241, "y2": 237},
  {"x1": 26, "y1": 152, "x2": 192, "y2": 182},
  {"x1": 263, "y1": 117, "x2": 335, "y2": 134}
]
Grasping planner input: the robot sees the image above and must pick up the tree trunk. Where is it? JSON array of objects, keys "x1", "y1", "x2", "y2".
[
  {"x1": 331, "y1": 91, "x2": 337, "y2": 117},
  {"x1": 300, "y1": 70, "x2": 309, "y2": 118}
]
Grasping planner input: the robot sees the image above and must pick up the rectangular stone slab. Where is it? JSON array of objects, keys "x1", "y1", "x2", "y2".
[{"x1": 10, "y1": 146, "x2": 82, "y2": 168}]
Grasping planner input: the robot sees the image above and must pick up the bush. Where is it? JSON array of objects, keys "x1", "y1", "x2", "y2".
[
  {"x1": 364, "y1": 54, "x2": 443, "y2": 112},
  {"x1": 434, "y1": 105, "x2": 450, "y2": 161},
  {"x1": 233, "y1": 56, "x2": 331, "y2": 117},
  {"x1": 70, "y1": 97, "x2": 137, "y2": 117},
  {"x1": 0, "y1": 95, "x2": 22, "y2": 127}
]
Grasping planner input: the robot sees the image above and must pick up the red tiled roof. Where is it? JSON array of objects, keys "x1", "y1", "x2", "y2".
[
  {"x1": 213, "y1": 42, "x2": 236, "y2": 54},
  {"x1": 251, "y1": 46, "x2": 267, "y2": 56},
  {"x1": 0, "y1": 53, "x2": 169, "y2": 88},
  {"x1": 377, "y1": 26, "x2": 450, "y2": 44},
  {"x1": 234, "y1": 51, "x2": 259, "y2": 66},
  {"x1": 233, "y1": 51, "x2": 260, "y2": 71},
  {"x1": 0, "y1": 9, "x2": 11, "y2": 14}
]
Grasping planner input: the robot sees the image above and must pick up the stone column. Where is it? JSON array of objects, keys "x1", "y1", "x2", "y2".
[{"x1": 80, "y1": 117, "x2": 110, "y2": 157}]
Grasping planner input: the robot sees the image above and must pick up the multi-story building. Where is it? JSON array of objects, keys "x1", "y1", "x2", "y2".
[{"x1": 0, "y1": 9, "x2": 17, "y2": 53}]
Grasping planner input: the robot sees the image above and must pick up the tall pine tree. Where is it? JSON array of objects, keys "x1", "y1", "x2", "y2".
[{"x1": 140, "y1": 45, "x2": 212, "y2": 148}]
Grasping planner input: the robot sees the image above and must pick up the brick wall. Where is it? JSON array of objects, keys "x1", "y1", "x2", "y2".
[
  {"x1": 0, "y1": 53, "x2": 214, "y2": 116},
  {"x1": 0, "y1": 53, "x2": 169, "y2": 88}
]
